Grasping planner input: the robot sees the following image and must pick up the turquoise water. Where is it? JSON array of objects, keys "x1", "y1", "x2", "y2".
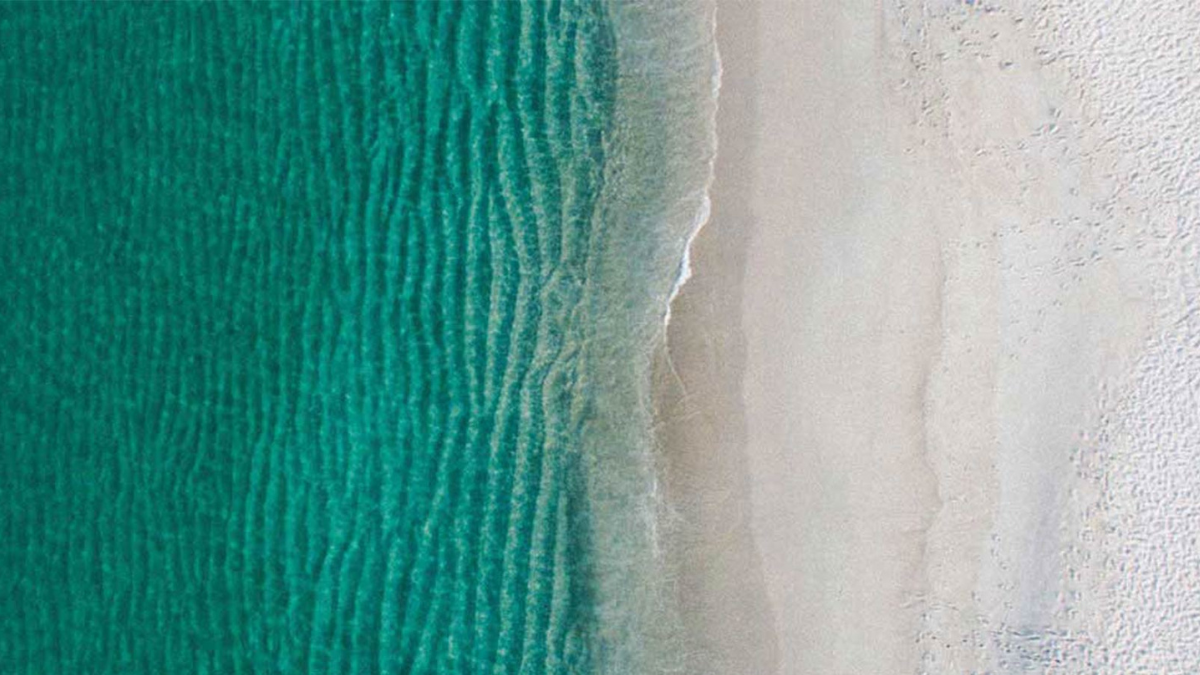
[{"x1": 0, "y1": 2, "x2": 715, "y2": 673}]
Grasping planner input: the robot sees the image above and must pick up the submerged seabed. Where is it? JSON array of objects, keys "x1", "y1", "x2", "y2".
[{"x1": 0, "y1": 2, "x2": 715, "y2": 673}]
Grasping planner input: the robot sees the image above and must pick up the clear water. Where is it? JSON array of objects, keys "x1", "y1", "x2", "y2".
[{"x1": 0, "y1": 2, "x2": 715, "y2": 673}]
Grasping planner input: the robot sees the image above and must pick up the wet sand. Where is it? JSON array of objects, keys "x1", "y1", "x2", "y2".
[{"x1": 653, "y1": 1, "x2": 779, "y2": 673}]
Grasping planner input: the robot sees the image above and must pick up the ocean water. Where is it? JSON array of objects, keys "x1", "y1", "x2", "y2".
[{"x1": 0, "y1": 2, "x2": 715, "y2": 674}]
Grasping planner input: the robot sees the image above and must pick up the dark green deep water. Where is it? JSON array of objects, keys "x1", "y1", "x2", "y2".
[{"x1": 0, "y1": 2, "x2": 715, "y2": 673}]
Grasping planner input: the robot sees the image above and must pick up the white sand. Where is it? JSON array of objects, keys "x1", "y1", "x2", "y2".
[{"x1": 661, "y1": 0, "x2": 1200, "y2": 672}]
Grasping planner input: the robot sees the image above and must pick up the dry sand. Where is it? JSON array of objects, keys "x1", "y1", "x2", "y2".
[{"x1": 660, "y1": 0, "x2": 1200, "y2": 672}]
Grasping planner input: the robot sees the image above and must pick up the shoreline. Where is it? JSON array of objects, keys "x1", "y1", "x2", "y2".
[
  {"x1": 654, "y1": 1, "x2": 777, "y2": 673},
  {"x1": 659, "y1": 1, "x2": 946, "y2": 670}
]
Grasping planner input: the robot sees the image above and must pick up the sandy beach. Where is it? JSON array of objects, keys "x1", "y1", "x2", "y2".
[
  {"x1": 663, "y1": 2, "x2": 947, "y2": 670},
  {"x1": 661, "y1": 0, "x2": 1200, "y2": 672}
]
